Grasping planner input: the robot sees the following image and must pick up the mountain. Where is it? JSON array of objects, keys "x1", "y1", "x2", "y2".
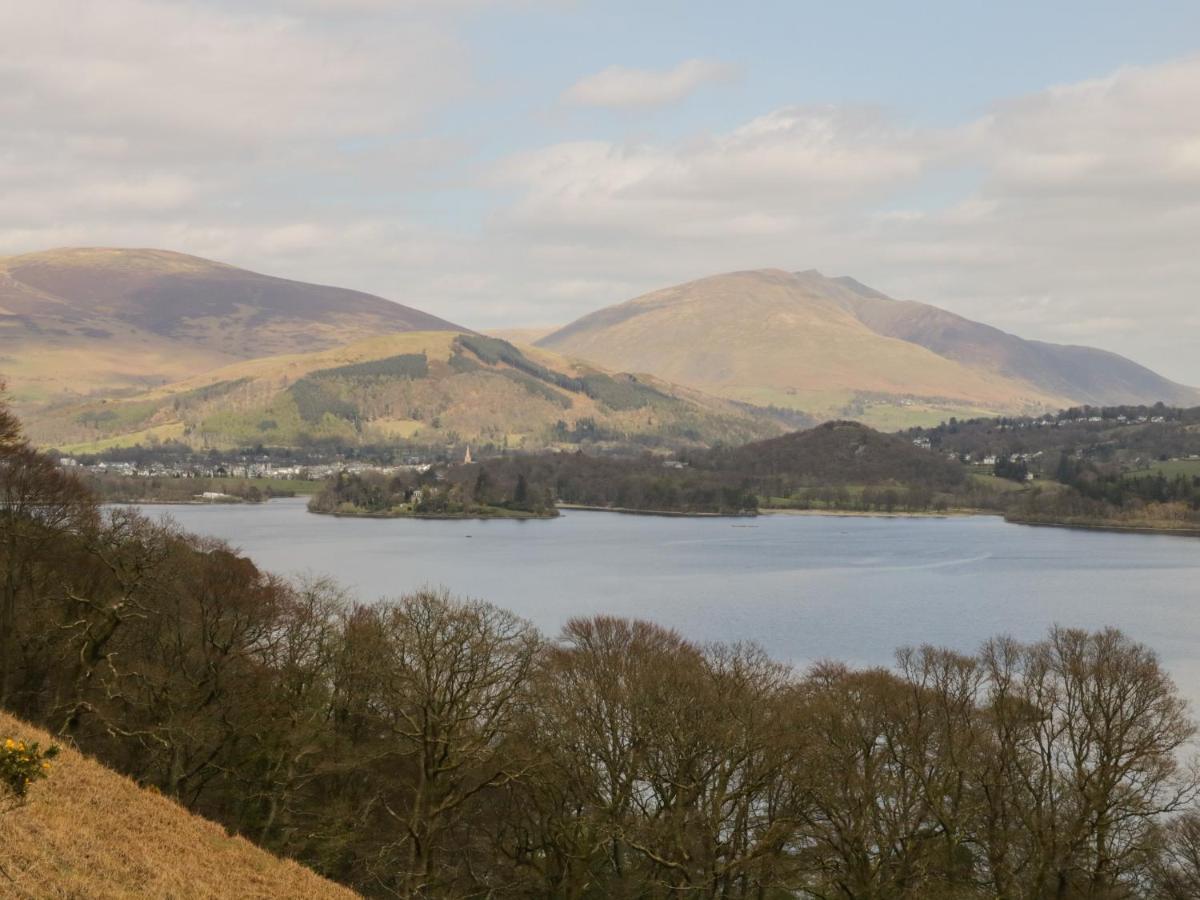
[
  {"x1": 0, "y1": 247, "x2": 463, "y2": 405},
  {"x1": 824, "y1": 273, "x2": 1197, "y2": 407},
  {"x1": 29, "y1": 331, "x2": 787, "y2": 454},
  {"x1": 538, "y1": 269, "x2": 1199, "y2": 429},
  {"x1": 0, "y1": 710, "x2": 355, "y2": 899}
]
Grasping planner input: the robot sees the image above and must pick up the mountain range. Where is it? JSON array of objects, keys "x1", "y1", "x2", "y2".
[
  {"x1": 1, "y1": 248, "x2": 1194, "y2": 449},
  {"x1": 538, "y1": 269, "x2": 1198, "y2": 428}
]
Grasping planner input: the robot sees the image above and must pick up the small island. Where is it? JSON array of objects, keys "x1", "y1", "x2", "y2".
[{"x1": 308, "y1": 468, "x2": 558, "y2": 519}]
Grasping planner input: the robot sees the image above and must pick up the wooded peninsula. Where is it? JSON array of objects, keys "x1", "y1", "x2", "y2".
[{"x1": 295, "y1": 407, "x2": 1200, "y2": 535}]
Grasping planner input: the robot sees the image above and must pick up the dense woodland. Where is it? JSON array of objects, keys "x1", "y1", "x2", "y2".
[
  {"x1": 7, "y1": 393, "x2": 1200, "y2": 897},
  {"x1": 310, "y1": 466, "x2": 557, "y2": 518}
]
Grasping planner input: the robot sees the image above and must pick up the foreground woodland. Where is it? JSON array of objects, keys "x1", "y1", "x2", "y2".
[{"x1": 5, "y1": 392, "x2": 1200, "y2": 898}]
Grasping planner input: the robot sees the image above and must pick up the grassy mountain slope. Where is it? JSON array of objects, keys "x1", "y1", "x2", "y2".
[
  {"x1": 0, "y1": 247, "x2": 463, "y2": 405},
  {"x1": 538, "y1": 269, "x2": 1071, "y2": 428},
  {"x1": 30, "y1": 332, "x2": 786, "y2": 454},
  {"x1": 538, "y1": 269, "x2": 1197, "y2": 429},
  {"x1": 826, "y1": 274, "x2": 1199, "y2": 407},
  {"x1": 0, "y1": 710, "x2": 356, "y2": 899}
]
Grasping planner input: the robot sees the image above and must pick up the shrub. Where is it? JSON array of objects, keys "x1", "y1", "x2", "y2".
[{"x1": 1, "y1": 738, "x2": 59, "y2": 801}]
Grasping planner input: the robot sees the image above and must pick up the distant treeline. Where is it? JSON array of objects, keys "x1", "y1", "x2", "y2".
[
  {"x1": 467, "y1": 452, "x2": 761, "y2": 515},
  {"x1": 911, "y1": 403, "x2": 1200, "y2": 466},
  {"x1": 460, "y1": 422, "x2": 978, "y2": 516},
  {"x1": 7, "y1": 394, "x2": 1200, "y2": 897},
  {"x1": 83, "y1": 472, "x2": 297, "y2": 504}
]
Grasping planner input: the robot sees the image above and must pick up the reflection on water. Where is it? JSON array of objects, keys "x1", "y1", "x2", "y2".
[{"x1": 134, "y1": 499, "x2": 1200, "y2": 702}]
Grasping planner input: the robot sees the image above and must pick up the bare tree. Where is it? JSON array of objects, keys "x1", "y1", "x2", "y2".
[
  {"x1": 976, "y1": 628, "x2": 1198, "y2": 898},
  {"x1": 345, "y1": 590, "x2": 540, "y2": 897},
  {"x1": 0, "y1": 419, "x2": 95, "y2": 706}
]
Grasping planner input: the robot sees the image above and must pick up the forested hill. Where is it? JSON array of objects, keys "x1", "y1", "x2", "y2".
[{"x1": 711, "y1": 420, "x2": 965, "y2": 489}]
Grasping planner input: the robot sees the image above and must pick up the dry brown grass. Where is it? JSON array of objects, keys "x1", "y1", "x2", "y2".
[
  {"x1": 538, "y1": 268, "x2": 1074, "y2": 421},
  {"x1": 0, "y1": 711, "x2": 358, "y2": 899}
]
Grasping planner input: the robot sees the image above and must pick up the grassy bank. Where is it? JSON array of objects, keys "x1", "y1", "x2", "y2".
[{"x1": 0, "y1": 711, "x2": 356, "y2": 899}]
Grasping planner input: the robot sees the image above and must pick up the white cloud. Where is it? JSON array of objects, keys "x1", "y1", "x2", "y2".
[
  {"x1": 0, "y1": 1, "x2": 467, "y2": 151},
  {"x1": 563, "y1": 58, "x2": 737, "y2": 109},
  {"x1": 485, "y1": 57, "x2": 1200, "y2": 382},
  {"x1": 2, "y1": 3, "x2": 1197, "y2": 384},
  {"x1": 495, "y1": 107, "x2": 928, "y2": 236}
]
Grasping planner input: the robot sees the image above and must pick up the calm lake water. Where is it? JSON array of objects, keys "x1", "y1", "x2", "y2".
[{"x1": 136, "y1": 498, "x2": 1200, "y2": 696}]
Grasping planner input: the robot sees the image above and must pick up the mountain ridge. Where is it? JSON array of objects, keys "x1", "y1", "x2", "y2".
[
  {"x1": 818, "y1": 271, "x2": 1195, "y2": 407},
  {"x1": 538, "y1": 268, "x2": 1197, "y2": 428},
  {"x1": 0, "y1": 247, "x2": 465, "y2": 404}
]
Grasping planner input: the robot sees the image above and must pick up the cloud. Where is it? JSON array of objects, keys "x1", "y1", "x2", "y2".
[
  {"x1": 1, "y1": 3, "x2": 1197, "y2": 384},
  {"x1": 495, "y1": 107, "x2": 929, "y2": 236},
  {"x1": 484, "y1": 56, "x2": 1200, "y2": 382},
  {"x1": 0, "y1": 0, "x2": 467, "y2": 152},
  {"x1": 0, "y1": 0, "x2": 474, "y2": 273},
  {"x1": 563, "y1": 58, "x2": 737, "y2": 109}
]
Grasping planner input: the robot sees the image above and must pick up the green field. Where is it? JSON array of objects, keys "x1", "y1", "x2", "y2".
[
  {"x1": 1131, "y1": 458, "x2": 1200, "y2": 478},
  {"x1": 214, "y1": 476, "x2": 324, "y2": 495}
]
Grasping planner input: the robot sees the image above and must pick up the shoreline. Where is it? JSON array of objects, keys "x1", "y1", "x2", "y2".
[
  {"x1": 759, "y1": 507, "x2": 991, "y2": 520},
  {"x1": 555, "y1": 503, "x2": 754, "y2": 518},
  {"x1": 116, "y1": 498, "x2": 1200, "y2": 538},
  {"x1": 1004, "y1": 516, "x2": 1200, "y2": 539},
  {"x1": 308, "y1": 506, "x2": 557, "y2": 521},
  {"x1": 108, "y1": 498, "x2": 264, "y2": 506}
]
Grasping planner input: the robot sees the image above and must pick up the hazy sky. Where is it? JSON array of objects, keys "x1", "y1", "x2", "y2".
[{"x1": 3, "y1": 1, "x2": 1200, "y2": 381}]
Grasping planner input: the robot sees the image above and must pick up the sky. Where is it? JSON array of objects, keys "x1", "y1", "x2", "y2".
[{"x1": 3, "y1": 0, "x2": 1200, "y2": 381}]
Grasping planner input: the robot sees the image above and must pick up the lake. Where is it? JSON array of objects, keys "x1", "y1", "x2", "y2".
[{"x1": 137, "y1": 498, "x2": 1200, "y2": 693}]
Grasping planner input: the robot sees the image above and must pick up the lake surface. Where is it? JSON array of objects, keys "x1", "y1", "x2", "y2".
[{"x1": 136, "y1": 499, "x2": 1200, "y2": 694}]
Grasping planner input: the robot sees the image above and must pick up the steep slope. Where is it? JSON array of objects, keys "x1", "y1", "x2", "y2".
[
  {"x1": 0, "y1": 710, "x2": 356, "y2": 899},
  {"x1": 826, "y1": 274, "x2": 1198, "y2": 407},
  {"x1": 0, "y1": 247, "x2": 464, "y2": 404},
  {"x1": 29, "y1": 332, "x2": 786, "y2": 454},
  {"x1": 539, "y1": 269, "x2": 1072, "y2": 428},
  {"x1": 539, "y1": 269, "x2": 1197, "y2": 428}
]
